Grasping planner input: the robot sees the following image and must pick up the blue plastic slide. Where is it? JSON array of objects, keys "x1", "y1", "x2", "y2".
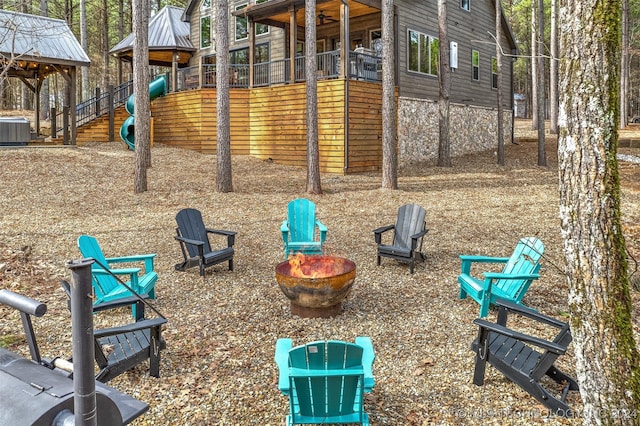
[{"x1": 119, "y1": 75, "x2": 167, "y2": 150}]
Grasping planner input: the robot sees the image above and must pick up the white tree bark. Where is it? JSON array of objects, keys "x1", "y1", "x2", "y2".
[
  {"x1": 437, "y1": 0, "x2": 451, "y2": 167},
  {"x1": 216, "y1": 0, "x2": 233, "y2": 193},
  {"x1": 558, "y1": 1, "x2": 640, "y2": 423},
  {"x1": 381, "y1": 0, "x2": 397, "y2": 188},
  {"x1": 305, "y1": 0, "x2": 321, "y2": 194},
  {"x1": 133, "y1": 0, "x2": 150, "y2": 193}
]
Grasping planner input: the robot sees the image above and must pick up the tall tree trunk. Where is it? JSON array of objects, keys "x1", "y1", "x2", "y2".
[
  {"x1": 536, "y1": 0, "x2": 546, "y2": 166},
  {"x1": 495, "y1": 0, "x2": 504, "y2": 165},
  {"x1": 558, "y1": 0, "x2": 640, "y2": 423},
  {"x1": 381, "y1": 0, "x2": 397, "y2": 188},
  {"x1": 549, "y1": 0, "x2": 558, "y2": 133},
  {"x1": 40, "y1": 0, "x2": 50, "y2": 121},
  {"x1": 102, "y1": 0, "x2": 109, "y2": 89},
  {"x1": 531, "y1": 0, "x2": 538, "y2": 129},
  {"x1": 133, "y1": 0, "x2": 150, "y2": 193},
  {"x1": 437, "y1": 0, "x2": 451, "y2": 167},
  {"x1": 620, "y1": 0, "x2": 629, "y2": 128},
  {"x1": 80, "y1": 0, "x2": 88, "y2": 99},
  {"x1": 305, "y1": 0, "x2": 321, "y2": 194},
  {"x1": 216, "y1": 0, "x2": 233, "y2": 193}
]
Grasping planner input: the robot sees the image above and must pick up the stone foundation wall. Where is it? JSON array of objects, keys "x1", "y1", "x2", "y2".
[{"x1": 397, "y1": 97, "x2": 513, "y2": 166}]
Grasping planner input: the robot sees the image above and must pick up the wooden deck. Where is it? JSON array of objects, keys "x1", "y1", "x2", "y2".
[
  {"x1": 72, "y1": 79, "x2": 386, "y2": 174},
  {"x1": 150, "y1": 79, "x2": 385, "y2": 174}
]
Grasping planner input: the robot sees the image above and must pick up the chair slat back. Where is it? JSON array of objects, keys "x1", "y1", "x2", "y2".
[
  {"x1": 176, "y1": 208, "x2": 212, "y2": 257},
  {"x1": 288, "y1": 199, "x2": 317, "y2": 243},
  {"x1": 393, "y1": 204, "x2": 426, "y2": 249},
  {"x1": 497, "y1": 237, "x2": 544, "y2": 299},
  {"x1": 78, "y1": 235, "x2": 117, "y2": 298},
  {"x1": 288, "y1": 341, "x2": 365, "y2": 421}
]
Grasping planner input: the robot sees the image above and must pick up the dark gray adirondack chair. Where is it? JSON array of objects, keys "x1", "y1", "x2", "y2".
[
  {"x1": 174, "y1": 208, "x2": 236, "y2": 276},
  {"x1": 374, "y1": 203, "x2": 428, "y2": 273},
  {"x1": 61, "y1": 280, "x2": 167, "y2": 383},
  {"x1": 471, "y1": 300, "x2": 579, "y2": 416}
]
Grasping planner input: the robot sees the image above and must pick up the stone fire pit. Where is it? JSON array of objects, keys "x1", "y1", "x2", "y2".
[{"x1": 275, "y1": 255, "x2": 356, "y2": 318}]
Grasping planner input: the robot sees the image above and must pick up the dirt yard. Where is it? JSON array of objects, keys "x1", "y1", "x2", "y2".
[{"x1": 0, "y1": 124, "x2": 639, "y2": 425}]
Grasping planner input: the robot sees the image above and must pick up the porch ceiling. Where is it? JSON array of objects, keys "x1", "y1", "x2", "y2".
[{"x1": 235, "y1": 0, "x2": 380, "y2": 28}]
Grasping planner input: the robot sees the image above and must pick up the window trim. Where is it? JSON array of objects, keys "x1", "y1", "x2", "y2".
[
  {"x1": 200, "y1": 15, "x2": 212, "y2": 49},
  {"x1": 491, "y1": 56, "x2": 498, "y2": 89},
  {"x1": 255, "y1": 0, "x2": 270, "y2": 36},
  {"x1": 235, "y1": 3, "x2": 248, "y2": 41},
  {"x1": 407, "y1": 28, "x2": 439, "y2": 77},
  {"x1": 472, "y1": 49, "x2": 480, "y2": 81}
]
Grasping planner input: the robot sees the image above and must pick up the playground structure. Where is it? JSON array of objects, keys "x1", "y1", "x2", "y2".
[{"x1": 119, "y1": 75, "x2": 167, "y2": 150}]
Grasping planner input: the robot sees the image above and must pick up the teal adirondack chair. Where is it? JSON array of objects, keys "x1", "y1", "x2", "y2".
[
  {"x1": 281, "y1": 198, "x2": 328, "y2": 258},
  {"x1": 275, "y1": 337, "x2": 375, "y2": 426},
  {"x1": 78, "y1": 235, "x2": 158, "y2": 317},
  {"x1": 458, "y1": 237, "x2": 544, "y2": 317}
]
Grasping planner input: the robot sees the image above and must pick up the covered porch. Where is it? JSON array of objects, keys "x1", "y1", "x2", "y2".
[{"x1": 179, "y1": 0, "x2": 384, "y2": 90}]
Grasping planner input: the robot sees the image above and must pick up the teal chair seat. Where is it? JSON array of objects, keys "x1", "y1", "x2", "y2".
[{"x1": 275, "y1": 337, "x2": 375, "y2": 425}]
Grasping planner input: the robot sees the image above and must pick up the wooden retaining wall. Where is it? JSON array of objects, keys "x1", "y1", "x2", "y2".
[
  {"x1": 151, "y1": 89, "x2": 251, "y2": 155},
  {"x1": 77, "y1": 80, "x2": 384, "y2": 174}
]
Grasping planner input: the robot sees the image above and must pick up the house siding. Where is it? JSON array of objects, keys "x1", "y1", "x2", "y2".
[{"x1": 396, "y1": 0, "x2": 514, "y2": 109}]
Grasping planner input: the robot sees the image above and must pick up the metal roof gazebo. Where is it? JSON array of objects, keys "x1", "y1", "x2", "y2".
[{"x1": 0, "y1": 9, "x2": 90, "y2": 144}]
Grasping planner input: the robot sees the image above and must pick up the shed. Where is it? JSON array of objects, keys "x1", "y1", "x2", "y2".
[{"x1": 0, "y1": 9, "x2": 91, "y2": 143}]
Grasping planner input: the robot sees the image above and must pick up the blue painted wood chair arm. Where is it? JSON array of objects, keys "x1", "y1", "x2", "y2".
[
  {"x1": 355, "y1": 336, "x2": 376, "y2": 392},
  {"x1": 93, "y1": 267, "x2": 141, "y2": 276},
  {"x1": 275, "y1": 338, "x2": 293, "y2": 394},
  {"x1": 459, "y1": 255, "x2": 510, "y2": 274},
  {"x1": 105, "y1": 253, "x2": 156, "y2": 273},
  {"x1": 316, "y1": 220, "x2": 328, "y2": 244},
  {"x1": 482, "y1": 272, "x2": 540, "y2": 282}
]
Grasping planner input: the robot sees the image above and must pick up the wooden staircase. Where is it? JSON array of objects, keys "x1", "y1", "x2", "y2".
[{"x1": 75, "y1": 105, "x2": 129, "y2": 145}]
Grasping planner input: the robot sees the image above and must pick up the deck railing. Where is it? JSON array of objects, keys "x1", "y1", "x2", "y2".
[
  {"x1": 54, "y1": 80, "x2": 133, "y2": 137},
  {"x1": 175, "y1": 49, "x2": 381, "y2": 91}
]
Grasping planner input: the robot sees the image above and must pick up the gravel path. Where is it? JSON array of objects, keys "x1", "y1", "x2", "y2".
[{"x1": 1, "y1": 139, "x2": 638, "y2": 425}]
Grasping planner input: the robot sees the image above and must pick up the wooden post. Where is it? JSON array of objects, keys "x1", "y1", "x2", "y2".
[
  {"x1": 63, "y1": 106, "x2": 69, "y2": 145},
  {"x1": 51, "y1": 107, "x2": 57, "y2": 139},
  {"x1": 340, "y1": 2, "x2": 349, "y2": 79},
  {"x1": 289, "y1": 5, "x2": 297, "y2": 84},
  {"x1": 172, "y1": 53, "x2": 179, "y2": 92},
  {"x1": 70, "y1": 66, "x2": 77, "y2": 145},
  {"x1": 248, "y1": 19, "x2": 255, "y2": 88},
  {"x1": 108, "y1": 85, "x2": 114, "y2": 142},
  {"x1": 95, "y1": 86, "x2": 101, "y2": 117}
]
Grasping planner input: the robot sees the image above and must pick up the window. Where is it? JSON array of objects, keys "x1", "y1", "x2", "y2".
[
  {"x1": 472, "y1": 50, "x2": 479, "y2": 81},
  {"x1": 491, "y1": 57, "x2": 498, "y2": 89},
  {"x1": 255, "y1": 43, "x2": 269, "y2": 63},
  {"x1": 201, "y1": 0, "x2": 210, "y2": 9},
  {"x1": 235, "y1": 3, "x2": 248, "y2": 41},
  {"x1": 255, "y1": 0, "x2": 269, "y2": 35},
  {"x1": 201, "y1": 15, "x2": 212, "y2": 49},
  {"x1": 230, "y1": 48, "x2": 249, "y2": 64},
  {"x1": 461, "y1": 0, "x2": 470, "y2": 11},
  {"x1": 408, "y1": 29, "x2": 439, "y2": 76},
  {"x1": 370, "y1": 29, "x2": 382, "y2": 57}
]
